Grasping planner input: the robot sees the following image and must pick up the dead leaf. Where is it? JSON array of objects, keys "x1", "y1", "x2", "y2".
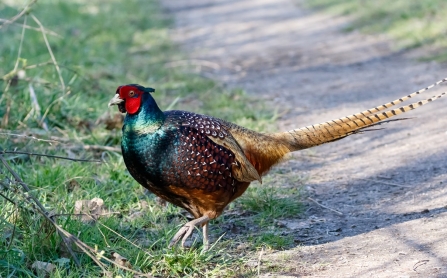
[
  {"x1": 66, "y1": 179, "x2": 80, "y2": 192},
  {"x1": 276, "y1": 220, "x2": 311, "y2": 230},
  {"x1": 111, "y1": 252, "x2": 132, "y2": 269},
  {"x1": 31, "y1": 261, "x2": 56, "y2": 276},
  {"x1": 128, "y1": 200, "x2": 150, "y2": 220},
  {"x1": 308, "y1": 215, "x2": 326, "y2": 223},
  {"x1": 74, "y1": 197, "x2": 106, "y2": 223},
  {"x1": 58, "y1": 235, "x2": 80, "y2": 258},
  {"x1": 96, "y1": 111, "x2": 124, "y2": 130},
  {"x1": 140, "y1": 200, "x2": 148, "y2": 210},
  {"x1": 237, "y1": 243, "x2": 249, "y2": 250},
  {"x1": 77, "y1": 119, "x2": 94, "y2": 131}
]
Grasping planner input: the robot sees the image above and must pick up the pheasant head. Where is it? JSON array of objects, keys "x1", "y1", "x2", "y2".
[
  {"x1": 109, "y1": 84, "x2": 164, "y2": 133},
  {"x1": 109, "y1": 84, "x2": 156, "y2": 114}
]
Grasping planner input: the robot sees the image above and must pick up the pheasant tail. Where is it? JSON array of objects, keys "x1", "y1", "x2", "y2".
[{"x1": 272, "y1": 78, "x2": 447, "y2": 152}]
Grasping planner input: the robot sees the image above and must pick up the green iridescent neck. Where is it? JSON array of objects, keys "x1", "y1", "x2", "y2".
[{"x1": 123, "y1": 92, "x2": 165, "y2": 134}]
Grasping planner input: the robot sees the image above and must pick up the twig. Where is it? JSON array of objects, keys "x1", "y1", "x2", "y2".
[
  {"x1": 1, "y1": 150, "x2": 101, "y2": 163},
  {"x1": 81, "y1": 145, "x2": 121, "y2": 153},
  {"x1": 40, "y1": 89, "x2": 71, "y2": 126},
  {"x1": 23, "y1": 61, "x2": 54, "y2": 69},
  {"x1": 1, "y1": 156, "x2": 50, "y2": 214},
  {"x1": 7, "y1": 204, "x2": 18, "y2": 250},
  {"x1": 51, "y1": 212, "x2": 121, "y2": 217},
  {"x1": 0, "y1": 154, "x2": 81, "y2": 266},
  {"x1": 13, "y1": 15, "x2": 27, "y2": 76},
  {"x1": 62, "y1": 232, "x2": 152, "y2": 277},
  {"x1": 308, "y1": 197, "x2": 343, "y2": 215},
  {"x1": 0, "y1": 0, "x2": 37, "y2": 29},
  {"x1": 29, "y1": 83, "x2": 49, "y2": 131},
  {"x1": 358, "y1": 178, "x2": 414, "y2": 188},
  {"x1": 0, "y1": 18, "x2": 61, "y2": 37},
  {"x1": 1, "y1": 100, "x2": 11, "y2": 127},
  {"x1": 413, "y1": 259, "x2": 429, "y2": 271},
  {"x1": 95, "y1": 219, "x2": 153, "y2": 257},
  {"x1": 1, "y1": 12, "x2": 28, "y2": 99},
  {"x1": 30, "y1": 14, "x2": 65, "y2": 92},
  {"x1": 0, "y1": 129, "x2": 72, "y2": 143},
  {"x1": 257, "y1": 247, "x2": 264, "y2": 277},
  {"x1": 0, "y1": 155, "x2": 152, "y2": 276},
  {"x1": 25, "y1": 62, "x2": 92, "y2": 83},
  {"x1": 0, "y1": 131, "x2": 65, "y2": 145},
  {"x1": 0, "y1": 130, "x2": 121, "y2": 152},
  {"x1": 0, "y1": 191, "x2": 16, "y2": 205}
]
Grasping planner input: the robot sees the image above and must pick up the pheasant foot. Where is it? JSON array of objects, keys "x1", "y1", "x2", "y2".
[{"x1": 169, "y1": 215, "x2": 210, "y2": 248}]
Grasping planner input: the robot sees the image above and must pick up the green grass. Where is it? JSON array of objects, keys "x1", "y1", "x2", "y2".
[
  {"x1": 305, "y1": 0, "x2": 447, "y2": 61},
  {"x1": 239, "y1": 172, "x2": 304, "y2": 227},
  {"x1": 0, "y1": 0, "x2": 300, "y2": 276}
]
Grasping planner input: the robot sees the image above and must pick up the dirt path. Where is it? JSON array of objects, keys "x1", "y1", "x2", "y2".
[{"x1": 162, "y1": 0, "x2": 447, "y2": 276}]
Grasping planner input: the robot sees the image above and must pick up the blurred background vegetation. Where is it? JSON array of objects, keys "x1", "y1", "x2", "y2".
[
  {"x1": 307, "y1": 0, "x2": 447, "y2": 61},
  {"x1": 0, "y1": 0, "x2": 446, "y2": 276}
]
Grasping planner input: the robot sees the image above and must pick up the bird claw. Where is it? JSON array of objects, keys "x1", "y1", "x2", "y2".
[
  {"x1": 169, "y1": 223, "x2": 195, "y2": 248},
  {"x1": 169, "y1": 215, "x2": 210, "y2": 249}
]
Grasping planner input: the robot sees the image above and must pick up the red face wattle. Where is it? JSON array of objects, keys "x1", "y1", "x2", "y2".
[
  {"x1": 117, "y1": 85, "x2": 143, "y2": 114},
  {"x1": 109, "y1": 84, "x2": 155, "y2": 114}
]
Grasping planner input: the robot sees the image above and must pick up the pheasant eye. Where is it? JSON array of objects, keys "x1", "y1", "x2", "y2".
[{"x1": 129, "y1": 90, "x2": 136, "y2": 97}]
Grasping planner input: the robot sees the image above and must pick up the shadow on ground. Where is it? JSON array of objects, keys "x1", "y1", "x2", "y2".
[{"x1": 163, "y1": 0, "x2": 447, "y2": 276}]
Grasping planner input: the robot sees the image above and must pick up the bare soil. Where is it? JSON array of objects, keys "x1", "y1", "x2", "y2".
[{"x1": 162, "y1": 0, "x2": 447, "y2": 276}]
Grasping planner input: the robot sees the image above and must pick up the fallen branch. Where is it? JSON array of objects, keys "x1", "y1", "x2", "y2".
[
  {"x1": 308, "y1": 197, "x2": 343, "y2": 215},
  {"x1": 0, "y1": 18, "x2": 61, "y2": 37},
  {"x1": 0, "y1": 131, "x2": 65, "y2": 144},
  {"x1": 0, "y1": 155, "x2": 152, "y2": 277},
  {"x1": 413, "y1": 259, "x2": 429, "y2": 271},
  {"x1": 0, "y1": 0, "x2": 37, "y2": 29},
  {"x1": 30, "y1": 14, "x2": 65, "y2": 92},
  {"x1": 1, "y1": 150, "x2": 101, "y2": 163},
  {"x1": 80, "y1": 145, "x2": 121, "y2": 153},
  {"x1": 0, "y1": 154, "x2": 81, "y2": 266},
  {"x1": 0, "y1": 130, "x2": 121, "y2": 153},
  {"x1": 358, "y1": 178, "x2": 414, "y2": 188},
  {"x1": 29, "y1": 83, "x2": 49, "y2": 131}
]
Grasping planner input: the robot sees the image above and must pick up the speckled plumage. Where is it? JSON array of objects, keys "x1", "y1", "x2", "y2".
[
  {"x1": 120, "y1": 93, "x2": 242, "y2": 220},
  {"x1": 123, "y1": 112, "x2": 237, "y2": 193}
]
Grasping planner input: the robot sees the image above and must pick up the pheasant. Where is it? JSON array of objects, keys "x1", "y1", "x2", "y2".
[{"x1": 109, "y1": 78, "x2": 446, "y2": 249}]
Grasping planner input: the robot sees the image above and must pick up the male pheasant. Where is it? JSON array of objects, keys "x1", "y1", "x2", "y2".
[{"x1": 109, "y1": 79, "x2": 446, "y2": 249}]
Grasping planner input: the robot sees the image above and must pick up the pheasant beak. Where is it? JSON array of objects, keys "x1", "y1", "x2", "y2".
[{"x1": 108, "y1": 94, "x2": 124, "y2": 107}]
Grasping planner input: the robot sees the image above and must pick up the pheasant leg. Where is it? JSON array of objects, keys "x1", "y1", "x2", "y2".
[
  {"x1": 202, "y1": 222, "x2": 210, "y2": 251},
  {"x1": 170, "y1": 215, "x2": 210, "y2": 248}
]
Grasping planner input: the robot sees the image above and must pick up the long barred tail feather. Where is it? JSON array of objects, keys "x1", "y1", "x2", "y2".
[
  {"x1": 351, "y1": 117, "x2": 412, "y2": 134},
  {"x1": 353, "y1": 77, "x2": 447, "y2": 119},
  {"x1": 272, "y1": 79, "x2": 447, "y2": 151}
]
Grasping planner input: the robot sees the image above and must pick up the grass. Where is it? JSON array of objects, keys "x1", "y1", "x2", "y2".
[
  {"x1": 239, "y1": 172, "x2": 304, "y2": 227},
  {"x1": 0, "y1": 0, "x2": 301, "y2": 277},
  {"x1": 305, "y1": 0, "x2": 447, "y2": 61}
]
